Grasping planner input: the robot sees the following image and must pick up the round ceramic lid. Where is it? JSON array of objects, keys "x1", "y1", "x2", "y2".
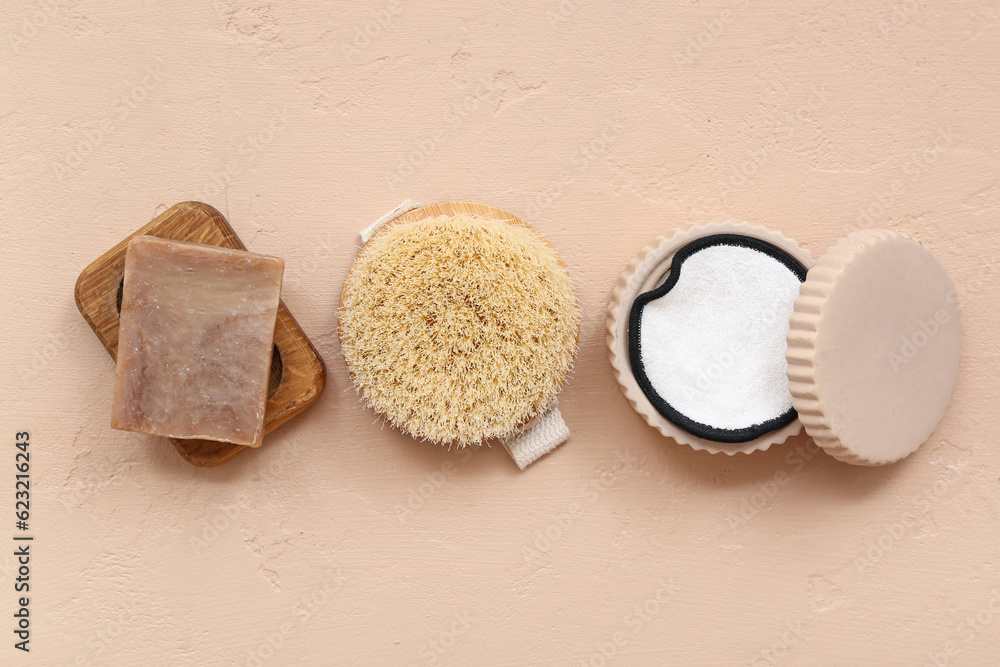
[{"x1": 786, "y1": 230, "x2": 962, "y2": 466}]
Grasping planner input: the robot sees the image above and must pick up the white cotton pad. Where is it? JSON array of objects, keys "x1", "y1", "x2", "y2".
[{"x1": 628, "y1": 235, "x2": 807, "y2": 443}]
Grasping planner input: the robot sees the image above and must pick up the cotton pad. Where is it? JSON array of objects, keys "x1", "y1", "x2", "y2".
[{"x1": 628, "y1": 234, "x2": 807, "y2": 443}]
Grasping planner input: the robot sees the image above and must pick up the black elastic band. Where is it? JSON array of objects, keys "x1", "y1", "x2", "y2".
[{"x1": 628, "y1": 234, "x2": 807, "y2": 444}]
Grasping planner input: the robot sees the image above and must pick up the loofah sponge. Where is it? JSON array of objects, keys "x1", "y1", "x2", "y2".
[{"x1": 339, "y1": 211, "x2": 580, "y2": 446}]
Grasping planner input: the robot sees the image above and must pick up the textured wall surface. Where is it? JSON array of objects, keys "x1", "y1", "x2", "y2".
[{"x1": 2, "y1": 1, "x2": 999, "y2": 664}]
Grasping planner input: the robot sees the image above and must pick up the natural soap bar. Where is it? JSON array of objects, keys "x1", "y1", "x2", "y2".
[{"x1": 111, "y1": 236, "x2": 284, "y2": 447}]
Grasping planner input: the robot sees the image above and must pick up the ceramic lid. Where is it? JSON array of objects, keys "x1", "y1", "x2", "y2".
[{"x1": 786, "y1": 229, "x2": 962, "y2": 466}]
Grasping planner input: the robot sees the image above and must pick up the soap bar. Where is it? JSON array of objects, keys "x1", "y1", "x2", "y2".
[{"x1": 111, "y1": 236, "x2": 284, "y2": 447}]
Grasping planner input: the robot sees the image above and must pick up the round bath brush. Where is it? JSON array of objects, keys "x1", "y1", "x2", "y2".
[{"x1": 339, "y1": 202, "x2": 580, "y2": 467}]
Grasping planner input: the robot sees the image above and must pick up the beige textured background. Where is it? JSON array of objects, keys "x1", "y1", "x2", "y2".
[{"x1": 2, "y1": 1, "x2": 998, "y2": 665}]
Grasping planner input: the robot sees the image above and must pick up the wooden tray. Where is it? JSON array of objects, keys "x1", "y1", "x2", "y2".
[{"x1": 74, "y1": 201, "x2": 326, "y2": 467}]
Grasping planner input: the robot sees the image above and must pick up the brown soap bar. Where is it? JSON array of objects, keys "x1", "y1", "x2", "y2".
[{"x1": 111, "y1": 236, "x2": 284, "y2": 447}]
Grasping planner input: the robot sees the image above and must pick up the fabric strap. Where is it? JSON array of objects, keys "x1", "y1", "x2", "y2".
[
  {"x1": 501, "y1": 403, "x2": 570, "y2": 470},
  {"x1": 359, "y1": 199, "x2": 422, "y2": 243}
]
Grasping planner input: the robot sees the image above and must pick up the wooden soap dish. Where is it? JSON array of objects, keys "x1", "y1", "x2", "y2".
[{"x1": 74, "y1": 201, "x2": 326, "y2": 467}]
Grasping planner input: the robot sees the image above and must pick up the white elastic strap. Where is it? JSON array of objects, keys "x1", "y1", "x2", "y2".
[
  {"x1": 502, "y1": 404, "x2": 570, "y2": 470},
  {"x1": 359, "y1": 199, "x2": 423, "y2": 243}
]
